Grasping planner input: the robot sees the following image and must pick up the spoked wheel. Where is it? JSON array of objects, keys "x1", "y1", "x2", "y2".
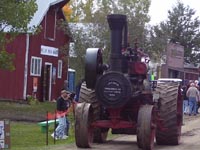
[
  {"x1": 75, "y1": 102, "x2": 94, "y2": 148},
  {"x1": 137, "y1": 105, "x2": 156, "y2": 150},
  {"x1": 155, "y1": 82, "x2": 182, "y2": 145}
]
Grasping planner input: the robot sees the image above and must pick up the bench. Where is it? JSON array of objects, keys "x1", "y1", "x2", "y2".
[{"x1": 38, "y1": 119, "x2": 59, "y2": 133}]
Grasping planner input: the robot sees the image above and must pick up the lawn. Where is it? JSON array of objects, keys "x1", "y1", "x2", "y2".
[
  {"x1": 0, "y1": 101, "x2": 75, "y2": 149},
  {"x1": 11, "y1": 120, "x2": 75, "y2": 150},
  {"x1": 0, "y1": 101, "x2": 117, "y2": 149},
  {"x1": 0, "y1": 101, "x2": 57, "y2": 121}
]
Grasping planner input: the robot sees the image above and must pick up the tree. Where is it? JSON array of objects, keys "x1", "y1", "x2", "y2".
[
  {"x1": 148, "y1": 1, "x2": 200, "y2": 64},
  {"x1": 64, "y1": 0, "x2": 151, "y2": 83},
  {"x1": 0, "y1": 0, "x2": 37, "y2": 70},
  {"x1": 62, "y1": 3, "x2": 73, "y2": 22}
]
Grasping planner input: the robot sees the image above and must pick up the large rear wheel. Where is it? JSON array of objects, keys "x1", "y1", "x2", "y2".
[
  {"x1": 155, "y1": 82, "x2": 182, "y2": 145},
  {"x1": 137, "y1": 105, "x2": 156, "y2": 150}
]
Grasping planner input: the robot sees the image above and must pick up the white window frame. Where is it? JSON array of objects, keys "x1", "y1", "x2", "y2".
[
  {"x1": 57, "y1": 60, "x2": 62, "y2": 78},
  {"x1": 30, "y1": 56, "x2": 42, "y2": 76}
]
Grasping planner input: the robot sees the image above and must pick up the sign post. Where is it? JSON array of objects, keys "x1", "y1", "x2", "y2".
[{"x1": 0, "y1": 120, "x2": 10, "y2": 149}]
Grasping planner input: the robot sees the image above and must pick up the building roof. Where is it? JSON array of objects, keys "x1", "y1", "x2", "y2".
[
  {"x1": 28, "y1": 0, "x2": 68, "y2": 31},
  {"x1": 184, "y1": 63, "x2": 200, "y2": 69},
  {"x1": 3, "y1": 0, "x2": 68, "y2": 33}
]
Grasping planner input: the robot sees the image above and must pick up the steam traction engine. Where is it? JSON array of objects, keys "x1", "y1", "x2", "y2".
[{"x1": 75, "y1": 14, "x2": 183, "y2": 150}]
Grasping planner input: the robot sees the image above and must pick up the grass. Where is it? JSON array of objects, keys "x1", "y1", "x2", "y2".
[
  {"x1": 0, "y1": 101, "x2": 75, "y2": 149},
  {"x1": 11, "y1": 119, "x2": 75, "y2": 150},
  {"x1": 0, "y1": 101, "x2": 118, "y2": 149},
  {"x1": 0, "y1": 101, "x2": 57, "y2": 121}
]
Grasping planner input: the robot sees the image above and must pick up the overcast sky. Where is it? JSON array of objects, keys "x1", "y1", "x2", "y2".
[{"x1": 148, "y1": 0, "x2": 200, "y2": 25}]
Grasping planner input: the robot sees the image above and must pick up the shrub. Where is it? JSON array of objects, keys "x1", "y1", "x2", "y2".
[{"x1": 27, "y1": 95, "x2": 39, "y2": 105}]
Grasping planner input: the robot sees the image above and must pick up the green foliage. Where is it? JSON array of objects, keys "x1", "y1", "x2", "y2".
[
  {"x1": 109, "y1": 0, "x2": 151, "y2": 47},
  {"x1": 0, "y1": 0, "x2": 37, "y2": 70},
  {"x1": 57, "y1": 20, "x2": 75, "y2": 83},
  {"x1": 148, "y1": 1, "x2": 200, "y2": 64},
  {"x1": 0, "y1": 102, "x2": 56, "y2": 121},
  {"x1": 66, "y1": 0, "x2": 151, "y2": 83},
  {"x1": 0, "y1": 0, "x2": 37, "y2": 33},
  {"x1": 57, "y1": 19, "x2": 73, "y2": 39},
  {"x1": 27, "y1": 95, "x2": 39, "y2": 105},
  {"x1": 0, "y1": 49, "x2": 15, "y2": 70}
]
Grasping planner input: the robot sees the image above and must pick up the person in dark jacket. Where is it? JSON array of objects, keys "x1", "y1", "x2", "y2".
[
  {"x1": 74, "y1": 78, "x2": 84, "y2": 102},
  {"x1": 51, "y1": 90, "x2": 71, "y2": 140},
  {"x1": 182, "y1": 85, "x2": 189, "y2": 114}
]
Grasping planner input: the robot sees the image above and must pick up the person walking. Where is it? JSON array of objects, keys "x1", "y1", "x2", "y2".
[
  {"x1": 51, "y1": 90, "x2": 71, "y2": 140},
  {"x1": 194, "y1": 81, "x2": 200, "y2": 114},
  {"x1": 186, "y1": 83, "x2": 200, "y2": 116},
  {"x1": 74, "y1": 78, "x2": 84, "y2": 102},
  {"x1": 182, "y1": 85, "x2": 189, "y2": 114}
]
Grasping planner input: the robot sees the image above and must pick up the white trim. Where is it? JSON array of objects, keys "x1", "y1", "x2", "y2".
[
  {"x1": 57, "y1": 60, "x2": 62, "y2": 78},
  {"x1": 44, "y1": 14, "x2": 47, "y2": 39},
  {"x1": 50, "y1": 0, "x2": 64, "y2": 5},
  {"x1": 3, "y1": 0, "x2": 67, "y2": 33},
  {"x1": 28, "y1": 0, "x2": 65, "y2": 30},
  {"x1": 23, "y1": 34, "x2": 30, "y2": 99},
  {"x1": 45, "y1": 62, "x2": 52, "y2": 101},
  {"x1": 30, "y1": 56, "x2": 42, "y2": 76}
]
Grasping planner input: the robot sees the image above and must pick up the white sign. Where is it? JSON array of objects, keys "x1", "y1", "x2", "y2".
[
  {"x1": 0, "y1": 121, "x2": 4, "y2": 140},
  {"x1": 41, "y1": 45, "x2": 58, "y2": 57},
  {"x1": 0, "y1": 121, "x2": 4, "y2": 149},
  {"x1": 0, "y1": 140, "x2": 4, "y2": 149}
]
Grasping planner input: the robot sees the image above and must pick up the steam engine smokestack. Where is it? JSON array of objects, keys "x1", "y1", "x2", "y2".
[{"x1": 107, "y1": 14, "x2": 127, "y2": 72}]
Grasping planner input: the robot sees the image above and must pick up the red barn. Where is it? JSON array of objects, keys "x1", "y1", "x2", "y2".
[{"x1": 0, "y1": 0, "x2": 71, "y2": 101}]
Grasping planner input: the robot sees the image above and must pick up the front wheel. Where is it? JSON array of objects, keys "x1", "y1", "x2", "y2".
[
  {"x1": 75, "y1": 103, "x2": 93, "y2": 148},
  {"x1": 137, "y1": 105, "x2": 156, "y2": 150}
]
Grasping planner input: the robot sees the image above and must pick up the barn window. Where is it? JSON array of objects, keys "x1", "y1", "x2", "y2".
[
  {"x1": 57, "y1": 60, "x2": 62, "y2": 78},
  {"x1": 30, "y1": 57, "x2": 42, "y2": 76}
]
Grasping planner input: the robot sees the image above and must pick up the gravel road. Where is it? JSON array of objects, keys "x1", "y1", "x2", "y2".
[{"x1": 48, "y1": 114, "x2": 200, "y2": 150}]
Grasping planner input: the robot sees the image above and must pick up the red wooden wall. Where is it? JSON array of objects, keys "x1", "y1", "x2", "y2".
[
  {"x1": 0, "y1": 35, "x2": 26, "y2": 100},
  {"x1": 0, "y1": 3, "x2": 69, "y2": 101}
]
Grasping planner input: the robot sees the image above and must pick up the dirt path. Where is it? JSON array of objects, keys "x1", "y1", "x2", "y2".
[{"x1": 48, "y1": 114, "x2": 200, "y2": 150}]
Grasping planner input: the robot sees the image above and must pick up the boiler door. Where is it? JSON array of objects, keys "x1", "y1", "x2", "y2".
[{"x1": 95, "y1": 71, "x2": 132, "y2": 108}]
